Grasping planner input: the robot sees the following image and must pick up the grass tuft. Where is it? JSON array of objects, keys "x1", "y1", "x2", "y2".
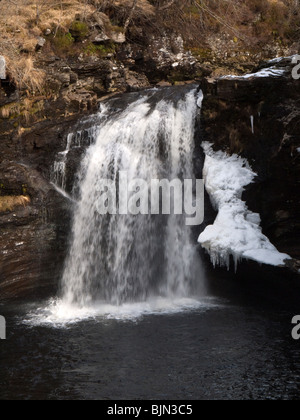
[{"x1": 0, "y1": 195, "x2": 31, "y2": 213}]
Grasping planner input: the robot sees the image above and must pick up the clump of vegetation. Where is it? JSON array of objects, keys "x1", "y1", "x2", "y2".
[
  {"x1": 84, "y1": 42, "x2": 116, "y2": 57},
  {"x1": 0, "y1": 195, "x2": 31, "y2": 213},
  {"x1": 70, "y1": 21, "x2": 89, "y2": 40},
  {"x1": 167, "y1": 71, "x2": 188, "y2": 84},
  {"x1": 99, "y1": 0, "x2": 155, "y2": 29},
  {"x1": 5, "y1": 55, "x2": 46, "y2": 94},
  {"x1": 52, "y1": 31, "x2": 75, "y2": 52},
  {"x1": 189, "y1": 47, "x2": 213, "y2": 60},
  {"x1": 0, "y1": 103, "x2": 20, "y2": 120},
  {"x1": 0, "y1": 97, "x2": 45, "y2": 125},
  {"x1": 109, "y1": 25, "x2": 125, "y2": 34}
]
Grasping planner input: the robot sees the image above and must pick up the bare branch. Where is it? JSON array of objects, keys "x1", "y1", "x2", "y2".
[
  {"x1": 124, "y1": 0, "x2": 138, "y2": 32},
  {"x1": 158, "y1": 0, "x2": 176, "y2": 11}
]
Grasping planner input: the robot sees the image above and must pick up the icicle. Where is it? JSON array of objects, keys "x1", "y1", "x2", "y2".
[{"x1": 250, "y1": 115, "x2": 254, "y2": 134}]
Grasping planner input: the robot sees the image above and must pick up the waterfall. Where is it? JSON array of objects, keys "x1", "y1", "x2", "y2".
[
  {"x1": 51, "y1": 133, "x2": 73, "y2": 191},
  {"x1": 57, "y1": 86, "x2": 203, "y2": 309},
  {"x1": 17, "y1": 84, "x2": 216, "y2": 328},
  {"x1": 51, "y1": 127, "x2": 97, "y2": 192},
  {"x1": 21, "y1": 85, "x2": 224, "y2": 326},
  {"x1": 58, "y1": 87, "x2": 202, "y2": 307}
]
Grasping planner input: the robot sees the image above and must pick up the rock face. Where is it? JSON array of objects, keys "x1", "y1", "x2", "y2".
[
  {"x1": 0, "y1": 116, "x2": 80, "y2": 300},
  {"x1": 0, "y1": 185, "x2": 70, "y2": 301},
  {"x1": 200, "y1": 58, "x2": 300, "y2": 261}
]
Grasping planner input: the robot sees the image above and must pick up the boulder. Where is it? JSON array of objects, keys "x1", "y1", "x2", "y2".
[
  {"x1": 110, "y1": 31, "x2": 126, "y2": 44},
  {"x1": 94, "y1": 33, "x2": 110, "y2": 43},
  {"x1": 36, "y1": 37, "x2": 46, "y2": 51},
  {"x1": 124, "y1": 69, "x2": 150, "y2": 92}
]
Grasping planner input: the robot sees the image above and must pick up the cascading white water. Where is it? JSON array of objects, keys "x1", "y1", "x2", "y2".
[
  {"x1": 52, "y1": 133, "x2": 73, "y2": 191},
  {"x1": 59, "y1": 86, "x2": 203, "y2": 308},
  {"x1": 51, "y1": 127, "x2": 97, "y2": 192}
]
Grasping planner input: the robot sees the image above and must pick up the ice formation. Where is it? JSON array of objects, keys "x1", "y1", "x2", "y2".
[
  {"x1": 198, "y1": 142, "x2": 291, "y2": 270},
  {"x1": 221, "y1": 66, "x2": 286, "y2": 80}
]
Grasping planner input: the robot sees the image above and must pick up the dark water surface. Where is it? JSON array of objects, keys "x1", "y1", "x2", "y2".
[{"x1": 1, "y1": 264, "x2": 300, "y2": 401}]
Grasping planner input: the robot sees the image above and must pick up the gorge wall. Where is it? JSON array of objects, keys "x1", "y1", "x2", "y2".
[{"x1": 1, "y1": 1, "x2": 300, "y2": 299}]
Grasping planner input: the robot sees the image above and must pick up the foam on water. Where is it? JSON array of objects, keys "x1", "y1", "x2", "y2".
[{"x1": 24, "y1": 297, "x2": 220, "y2": 327}]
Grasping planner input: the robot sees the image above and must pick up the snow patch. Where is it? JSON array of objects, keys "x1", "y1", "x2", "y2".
[
  {"x1": 221, "y1": 66, "x2": 286, "y2": 80},
  {"x1": 198, "y1": 142, "x2": 291, "y2": 269},
  {"x1": 250, "y1": 115, "x2": 254, "y2": 134},
  {"x1": 267, "y1": 55, "x2": 298, "y2": 65}
]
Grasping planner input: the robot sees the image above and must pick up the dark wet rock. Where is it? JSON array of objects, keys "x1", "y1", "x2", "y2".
[
  {"x1": 0, "y1": 173, "x2": 72, "y2": 300},
  {"x1": 64, "y1": 147, "x2": 86, "y2": 195},
  {"x1": 124, "y1": 69, "x2": 150, "y2": 92},
  {"x1": 285, "y1": 258, "x2": 300, "y2": 274},
  {"x1": 0, "y1": 117, "x2": 81, "y2": 301}
]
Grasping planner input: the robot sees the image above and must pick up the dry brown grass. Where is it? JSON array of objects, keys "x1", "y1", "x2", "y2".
[
  {"x1": 0, "y1": 0, "x2": 299, "y2": 94},
  {"x1": 0, "y1": 0, "x2": 95, "y2": 92},
  {"x1": 7, "y1": 56, "x2": 46, "y2": 94},
  {"x1": 99, "y1": 0, "x2": 155, "y2": 30},
  {"x1": 0, "y1": 0, "x2": 156, "y2": 93},
  {"x1": 0, "y1": 96, "x2": 44, "y2": 124},
  {"x1": 0, "y1": 195, "x2": 31, "y2": 213},
  {"x1": 0, "y1": 1, "x2": 94, "y2": 36},
  {"x1": 0, "y1": 102, "x2": 20, "y2": 119},
  {"x1": 155, "y1": 0, "x2": 300, "y2": 47}
]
